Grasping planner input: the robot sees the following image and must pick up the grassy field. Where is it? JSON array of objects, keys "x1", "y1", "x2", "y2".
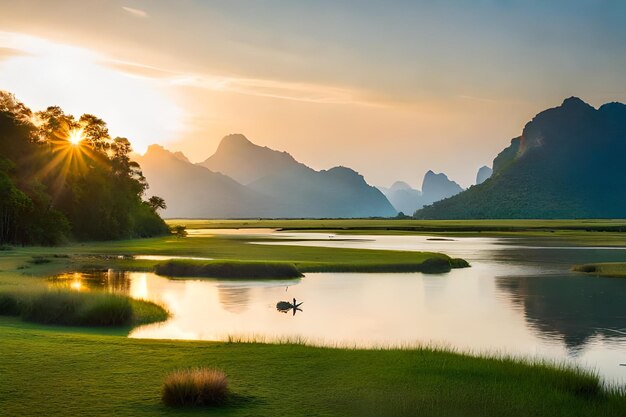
[
  {"x1": 1, "y1": 220, "x2": 625, "y2": 416},
  {"x1": 169, "y1": 218, "x2": 626, "y2": 246},
  {"x1": 0, "y1": 233, "x2": 466, "y2": 280},
  {"x1": 1, "y1": 317, "x2": 624, "y2": 417},
  {"x1": 573, "y1": 262, "x2": 626, "y2": 278}
]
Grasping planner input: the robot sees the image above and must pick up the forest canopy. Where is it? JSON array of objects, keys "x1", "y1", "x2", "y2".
[{"x1": 0, "y1": 91, "x2": 168, "y2": 245}]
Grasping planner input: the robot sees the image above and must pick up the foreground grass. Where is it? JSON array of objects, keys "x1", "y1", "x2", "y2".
[
  {"x1": 572, "y1": 262, "x2": 626, "y2": 278},
  {"x1": 0, "y1": 319, "x2": 624, "y2": 417}
]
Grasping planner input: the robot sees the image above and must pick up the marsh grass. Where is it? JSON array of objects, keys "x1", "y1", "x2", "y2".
[
  {"x1": 572, "y1": 262, "x2": 626, "y2": 278},
  {"x1": 28, "y1": 256, "x2": 51, "y2": 265},
  {"x1": 155, "y1": 259, "x2": 304, "y2": 279},
  {"x1": 162, "y1": 368, "x2": 229, "y2": 407},
  {"x1": 0, "y1": 290, "x2": 168, "y2": 327}
]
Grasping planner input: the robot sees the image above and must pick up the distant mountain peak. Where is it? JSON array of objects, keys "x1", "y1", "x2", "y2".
[
  {"x1": 390, "y1": 181, "x2": 412, "y2": 191},
  {"x1": 218, "y1": 133, "x2": 254, "y2": 149},
  {"x1": 173, "y1": 151, "x2": 190, "y2": 163},
  {"x1": 476, "y1": 166, "x2": 493, "y2": 185}
]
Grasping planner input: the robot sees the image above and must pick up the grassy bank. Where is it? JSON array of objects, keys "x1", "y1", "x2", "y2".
[
  {"x1": 0, "y1": 232, "x2": 468, "y2": 279},
  {"x1": 155, "y1": 259, "x2": 304, "y2": 279},
  {"x1": 572, "y1": 263, "x2": 626, "y2": 278},
  {"x1": 154, "y1": 257, "x2": 469, "y2": 278},
  {"x1": 0, "y1": 318, "x2": 624, "y2": 417},
  {"x1": 0, "y1": 289, "x2": 168, "y2": 327}
]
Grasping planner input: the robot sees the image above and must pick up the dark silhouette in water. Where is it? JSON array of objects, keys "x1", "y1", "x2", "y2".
[{"x1": 276, "y1": 298, "x2": 303, "y2": 316}]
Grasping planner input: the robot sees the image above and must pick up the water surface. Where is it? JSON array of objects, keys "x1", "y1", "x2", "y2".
[{"x1": 51, "y1": 231, "x2": 626, "y2": 385}]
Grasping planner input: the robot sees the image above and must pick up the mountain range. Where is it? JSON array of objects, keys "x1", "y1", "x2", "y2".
[
  {"x1": 137, "y1": 134, "x2": 396, "y2": 218},
  {"x1": 378, "y1": 171, "x2": 464, "y2": 215},
  {"x1": 415, "y1": 97, "x2": 626, "y2": 219}
]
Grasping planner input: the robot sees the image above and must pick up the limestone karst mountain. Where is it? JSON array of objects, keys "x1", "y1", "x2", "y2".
[
  {"x1": 476, "y1": 166, "x2": 493, "y2": 185},
  {"x1": 416, "y1": 97, "x2": 626, "y2": 219},
  {"x1": 379, "y1": 171, "x2": 464, "y2": 215}
]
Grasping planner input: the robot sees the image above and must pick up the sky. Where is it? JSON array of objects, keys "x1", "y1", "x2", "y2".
[{"x1": 0, "y1": 0, "x2": 624, "y2": 188}]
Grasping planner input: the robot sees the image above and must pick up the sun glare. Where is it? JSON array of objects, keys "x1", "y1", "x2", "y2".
[{"x1": 68, "y1": 128, "x2": 85, "y2": 145}]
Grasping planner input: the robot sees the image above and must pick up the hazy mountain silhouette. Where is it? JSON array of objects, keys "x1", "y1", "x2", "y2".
[
  {"x1": 199, "y1": 134, "x2": 310, "y2": 184},
  {"x1": 421, "y1": 170, "x2": 464, "y2": 206},
  {"x1": 377, "y1": 181, "x2": 423, "y2": 215},
  {"x1": 136, "y1": 145, "x2": 273, "y2": 218},
  {"x1": 138, "y1": 137, "x2": 396, "y2": 218},
  {"x1": 379, "y1": 172, "x2": 463, "y2": 214},
  {"x1": 475, "y1": 166, "x2": 492, "y2": 185},
  {"x1": 416, "y1": 97, "x2": 626, "y2": 219}
]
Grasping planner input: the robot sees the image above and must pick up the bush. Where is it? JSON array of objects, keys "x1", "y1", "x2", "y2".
[
  {"x1": 0, "y1": 293, "x2": 20, "y2": 315},
  {"x1": 28, "y1": 256, "x2": 51, "y2": 265},
  {"x1": 162, "y1": 368, "x2": 229, "y2": 407}
]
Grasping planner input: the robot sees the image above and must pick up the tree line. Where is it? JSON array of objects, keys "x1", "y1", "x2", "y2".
[{"x1": 0, "y1": 91, "x2": 168, "y2": 245}]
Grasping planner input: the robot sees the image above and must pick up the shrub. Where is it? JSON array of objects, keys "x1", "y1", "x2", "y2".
[
  {"x1": 0, "y1": 293, "x2": 21, "y2": 315},
  {"x1": 572, "y1": 264, "x2": 598, "y2": 273},
  {"x1": 162, "y1": 368, "x2": 229, "y2": 407},
  {"x1": 28, "y1": 256, "x2": 51, "y2": 265}
]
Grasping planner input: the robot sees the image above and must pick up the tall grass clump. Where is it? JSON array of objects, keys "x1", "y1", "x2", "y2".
[
  {"x1": 21, "y1": 291, "x2": 133, "y2": 326},
  {"x1": 162, "y1": 368, "x2": 229, "y2": 407},
  {"x1": 155, "y1": 259, "x2": 303, "y2": 279},
  {"x1": 0, "y1": 289, "x2": 168, "y2": 327}
]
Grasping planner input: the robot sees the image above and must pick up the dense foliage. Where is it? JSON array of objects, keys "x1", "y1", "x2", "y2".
[{"x1": 0, "y1": 91, "x2": 168, "y2": 245}]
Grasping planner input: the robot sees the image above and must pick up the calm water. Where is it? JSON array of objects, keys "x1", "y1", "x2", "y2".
[{"x1": 51, "y1": 230, "x2": 626, "y2": 385}]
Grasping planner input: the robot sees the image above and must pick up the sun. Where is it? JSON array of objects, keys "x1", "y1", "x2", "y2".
[{"x1": 68, "y1": 128, "x2": 85, "y2": 145}]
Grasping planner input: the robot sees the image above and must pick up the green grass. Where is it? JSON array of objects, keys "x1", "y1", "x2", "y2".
[
  {"x1": 572, "y1": 262, "x2": 626, "y2": 278},
  {"x1": 170, "y1": 218, "x2": 626, "y2": 245},
  {"x1": 0, "y1": 289, "x2": 168, "y2": 327},
  {"x1": 0, "y1": 233, "x2": 468, "y2": 278},
  {"x1": 0, "y1": 318, "x2": 623, "y2": 417}
]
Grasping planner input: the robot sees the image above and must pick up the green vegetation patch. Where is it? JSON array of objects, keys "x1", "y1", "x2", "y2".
[
  {"x1": 155, "y1": 259, "x2": 304, "y2": 279},
  {"x1": 0, "y1": 290, "x2": 168, "y2": 327},
  {"x1": 0, "y1": 320, "x2": 624, "y2": 416},
  {"x1": 572, "y1": 263, "x2": 626, "y2": 278}
]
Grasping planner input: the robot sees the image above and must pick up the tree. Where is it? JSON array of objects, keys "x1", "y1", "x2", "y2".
[
  {"x1": 148, "y1": 196, "x2": 167, "y2": 211},
  {"x1": 0, "y1": 90, "x2": 169, "y2": 244},
  {"x1": 171, "y1": 225, "x2": 187, "y2": 238}
]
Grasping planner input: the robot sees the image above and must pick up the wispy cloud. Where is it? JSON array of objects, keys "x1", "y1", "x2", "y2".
[
  {"x1": 105, "y1": 59, "x2": 380, "y2": 106},
  {"x1": 0, "y1": 46, "x2": 28, "y2": 61},
  {"x1": 122, "y1": 6, "x2": 148, "y2": 18}
]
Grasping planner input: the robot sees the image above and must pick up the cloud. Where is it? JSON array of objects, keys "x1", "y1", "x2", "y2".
[
  {"x1": 0, "y1": 47, "x2": 28, "y2": 61},
  {"x1": 122, "y1": 6, "x2": 148, "y2": 18},
  {"x1": 104, "y1": 59, "x2": 383, "y2": 107}
]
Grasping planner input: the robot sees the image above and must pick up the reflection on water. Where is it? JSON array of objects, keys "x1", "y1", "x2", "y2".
[
  {"x1": 497, "y1": 274, "x2": 626, "y2": 352},
  {"x1": 52, "y1": 270, "x2": 131, "y2": 293},
  {"x1": 48, "y1": 232, "x2": 626, "y2": 385}
]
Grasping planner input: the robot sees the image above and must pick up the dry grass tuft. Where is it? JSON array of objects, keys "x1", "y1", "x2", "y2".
[{"x1": 162, "y1": 368, "x2": 229, "y2": 407}]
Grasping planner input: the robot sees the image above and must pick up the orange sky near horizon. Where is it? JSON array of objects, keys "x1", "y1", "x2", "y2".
[{"x1": 0, "y1": 1, "x2": 624, "y2": 188}]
